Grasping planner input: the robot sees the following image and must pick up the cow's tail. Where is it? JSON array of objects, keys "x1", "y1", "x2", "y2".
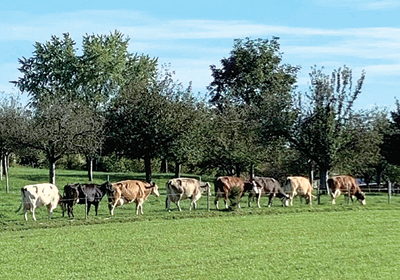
[{"x1": 15, "y1": 188, "x2": 25, "y2": 213}]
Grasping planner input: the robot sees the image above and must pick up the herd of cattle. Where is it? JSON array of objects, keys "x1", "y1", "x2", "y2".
[{"x1": 16, "y1": 175, "x2": 366, "y2": 221}]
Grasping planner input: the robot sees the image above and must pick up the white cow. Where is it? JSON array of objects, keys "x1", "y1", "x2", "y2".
[
  {"x1": 17, "y1": 183, "x2": 61, "y2": 221},
  {"x1": 166, "y1": 178, "x2": 211, "y2": 211}
]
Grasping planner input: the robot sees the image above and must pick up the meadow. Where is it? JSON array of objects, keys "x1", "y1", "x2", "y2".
[{"x1": 1, "y1": 167, "x2": 400, "y2": 279}]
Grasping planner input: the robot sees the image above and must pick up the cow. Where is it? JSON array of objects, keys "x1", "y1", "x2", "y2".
[
  {"x1": 328, "y1": 175, "x2": 366, "y2": 205},
  {"x1": 62, "y1": 181, "x2": 113, "y2": 217},
  {"x1": 214, "y1": 176, "x2": 257, "y2": 209},
  {"x1": 16, "y1": 183, "x2": 61, "y2": 221},
  {"x1": 108, "y1": 180, "x2": 159, "y2": 215},
  {"x1": 248, "y1": 177, "x2": 289, "y2": 208},
  {"x1": 283, "y1": 176, "x2": 314, "y2": 206},
  {"x1": 165, "y1": 178, "x2": 212, "y2": 211}
]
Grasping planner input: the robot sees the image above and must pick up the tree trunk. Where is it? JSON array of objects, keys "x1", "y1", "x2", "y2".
[
  {"x1": 161, "y1": 158, "x2": 168, "y2": 173},
  {"x1": 86, "y1": 155, "x2": 93, "y2": 182},
  {"x1": 0, "y1": 155, "x2": 3, "y2": 181},
  {"x1": 235, "y1": 163, "x2": 241, "y2": 177},
  {"x1": 376, "y1": 165, "x2": 384, "y2": 187},
  {"x1": 174, "y1": 162, "x2": 181, "y2": 178},
  {"x1": 250, "y1": 163, "x2": 254, "y2": 180},
  {"x1": 49, "y1": 160, "x2": 56, "y2": 185},
  {"x1": 3, "y1": 154, "x2": 9, "y2": 193},
  {"x1": 144, "y1": 154, "x2": 152, "y2": 183},
  {"x1": 319, "y1": 168, "x2": 329, "y2": 195}
]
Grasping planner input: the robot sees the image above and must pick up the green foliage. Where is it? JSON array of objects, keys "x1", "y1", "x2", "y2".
[
  {"x1": 12, "y1": 33, "x2": 79, "y2": 106},
  {"x1": 206, "y1": 37, "x2": 299, "y2": 176},
  {"x1": 291, "y1": 66, "x2": 366, "y2": 187},
  {"x1": 208, "y1": 37, "x2": 299, "y2": 106},
  {"x1": 383, "y1": 100, "x2": 400, "y2": 166}
]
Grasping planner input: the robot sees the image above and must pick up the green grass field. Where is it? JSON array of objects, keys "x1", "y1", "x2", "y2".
[{"x1": 1, "y1": 167, "x2": 400, "y2": 279}]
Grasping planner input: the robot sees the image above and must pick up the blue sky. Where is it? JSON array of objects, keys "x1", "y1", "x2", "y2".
[{"x1": 1, "y1": 0, "x2": 399, "y2": 110}]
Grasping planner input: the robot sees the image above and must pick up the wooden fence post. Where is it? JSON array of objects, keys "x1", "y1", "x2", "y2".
[
  {"x1": 388, "y1": 181, "x2": 392, "y2": 204},
  {"x1": 85, "y1": 193, "x2": 88, "y2": 219}
]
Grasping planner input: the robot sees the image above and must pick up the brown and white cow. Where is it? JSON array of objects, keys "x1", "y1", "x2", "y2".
[
  {"x1": 17, "y1": 183, "x2": 61, "y2": 221},
  {"x1": 107, "y1": 180, "x2": 159, "y2": 215},
  {"x1": 328, "y1": 175, "x2": 366, "y2": 205},
  {"x1": 283, "y1": 176, "x2": 314, "y2": 206},
  {"x1": 214, "y1": 176, "x2": 257, "y2": 209},
  {"x1": 248, "y1": 177, "x2": 289, "y2": 208},
  {"x1": 166, "y1": 178, "x2": 211, "y2": 211}
]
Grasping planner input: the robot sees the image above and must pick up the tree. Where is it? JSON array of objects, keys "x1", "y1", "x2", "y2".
[
  {"x1": 162, "y1": 89, "x2": 209, "y2": 178},
  {"x1": 12, "y1": 31, "x2": 137, "y2": 181},
  {"x1": 0, "y1": 94, "x2": 28, "y2": 192},
  {"x1": 105, "y1": 58, "x2": 175, "y2": 183},
  {"x1": 22, "y1": 100, "x2": 103, "y2": 184},
  {"x1": 383, "y1": 99, "x2": 400, "y2": 166},
  {"x1": 207, "y1": 37, "x2": 299, "y2": 175},
  {"x1": 334, "y1": 107, "x2": 389, "y2": 185},
  {"x1": 290, "y1": 66, "x2": 366, "y2": 192}
]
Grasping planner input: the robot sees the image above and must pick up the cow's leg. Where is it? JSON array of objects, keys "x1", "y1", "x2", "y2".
[
  {"x1": 332, "y1": 190, "x2": 340, "y2": 204},
  {"x1": 87, "y1": 203, "x2": 91, "y2": 215},
  {"x1": 23, "y1": 207, "x2": 28, "y2": 221},
  {"x1": 177, "y1": 200, "x2": 182, "y2": 211},
  {"x1": 31, "y1": 207, "x2": 36, "y2": 221},
  {"x1": 47, "y1": 204, "x2": 53, "y2": 220},
  {"x1": 139, "y1": 202, "x2": 144, "y2": 215},
  {"x1": 109, "y1": 203, "x2": 116, "y2": 216},
  {"x1": 94, "y1": 202, "x2": 99, "y2": 216},
  {"x1": 267, "y1": 194, "x2": 274, "y2": 208},
  {"x1": 307, "y1": 194, "x2": 312, "y2": 205},
  {"x1": 214, "y1": 195, "x2": 219, "y2": 210},
  {"x1": 136, "y1": 200, "x2": 144, "y2": 215},
  {"x1": 224, "y1": 194, "x2": 228, "y2": 209},
  {"x1": 190, "y1": 199, "x2": 197, "y2": 211},
  {"x1": 166, "y1": 196, "x2": 170, "y2": 211}
]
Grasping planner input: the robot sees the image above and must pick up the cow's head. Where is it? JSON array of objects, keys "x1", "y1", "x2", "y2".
[
  {"x1": 244, "y1": 180, "x2": 259, "y2": 195},
  {"x1": 150, "y1": 182, "x2": 160, "y2": 197},
  {"x1": 64, "y1": 184, "x2": 80, "y2": 204},
  {"x1": 200, "y1": 182, "x2": 212, "y2": 196},
  {"x1": 355, "y1": 191, "x2": 366, "y2": 205},
  {"x1": 102, "y1": 181, "x2": 114, "y2": 196}
]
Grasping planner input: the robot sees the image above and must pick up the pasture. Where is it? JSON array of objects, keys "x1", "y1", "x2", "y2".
[{"x1": 1, "y1": 167, "x2": 400, "y2": 279}]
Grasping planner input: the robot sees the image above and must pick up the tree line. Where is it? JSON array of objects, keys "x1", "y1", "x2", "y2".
[{"x1": 1, "y1": 31, "x2": 400, "y2": 192}]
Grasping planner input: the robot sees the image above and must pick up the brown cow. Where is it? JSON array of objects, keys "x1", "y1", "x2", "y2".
[
  {"x1": 283, "y1": 176, "x2": 314, "y2": 206},
  {"x1": 166, "y1": 178, "x2": 211, "y2": 211},
  {"x1": 107, "y1": 180, "x2": 159, "y2": 215},
  {"x1": 214, "y1": 176, "x2": 257, "y2": 209},
  {"x1": 328, "y1": 175, "x2": 366, "y2": 205},
  {"x1": 248, "y1": 177, "x2": 289, "y2": 208}
]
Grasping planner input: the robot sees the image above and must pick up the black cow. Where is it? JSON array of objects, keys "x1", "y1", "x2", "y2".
[
  {"x1": 246, "y1": 177, "x2": 289, "y2": 207},
  {"x1": 62, "y1": 182, "x2": 113, "y2": 217}
]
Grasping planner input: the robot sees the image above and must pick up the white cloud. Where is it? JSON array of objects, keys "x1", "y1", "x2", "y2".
[
  {"x1": 358, "y1": 64, "x2": 400, "y2": 75},
  {"x1": 316, "y1": 0, "x2": 400, "y2": 10}
]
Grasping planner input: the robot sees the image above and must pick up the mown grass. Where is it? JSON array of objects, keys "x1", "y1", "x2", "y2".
[
  {"x1": 1, "y1": 210, "x2": 400, "y2": 279},
  {"x1": 2, "y1": 167, "x2": 400, "y2": 279}
]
